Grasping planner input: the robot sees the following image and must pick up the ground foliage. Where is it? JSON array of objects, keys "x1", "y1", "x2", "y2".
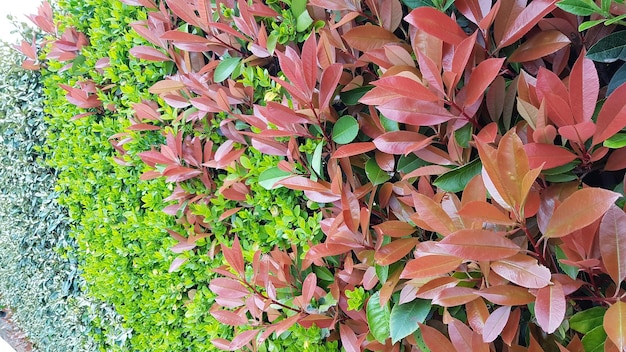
[{"x1": 15, "y1": 0, "x2": 626, "y2": 351}]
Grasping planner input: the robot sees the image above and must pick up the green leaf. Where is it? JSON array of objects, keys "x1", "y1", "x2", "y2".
[
  {"x1": 555, "y1": 245, "x2": 579, "y2": 279},
  {"x1": 390, "y1": 299, "x2": 431, "y2": 343},
  {"x1": 578, "y1": 19, "x2": 606, "y2": 31},
  {"x1": 587, "y1": 31, "x2": 626, "y2": 63},
  {"x1": 375, "y1": 264, "x2": 389, "y2": 284},
  {"x1": 214, "y1": 57, "x2": 242, "y2": 83},
  {"x1": 604, "y1": 133, "x2": 626, "y2": 149},
  {"x1": 311, "y1": 141, "x2": 324, "y2": 181},
  {"x1": 571, "y1": 306, "x2": 607, "y2": 334},
  {"x1": 313, "y1": 266, "x2": 334, "y2": 281},
  {"x1": 608, "y1": 63, "x2": 626, "y2": 96},
  {"x1": 397, "y1": 154, "x2": 429, "y2": 174},
  {"x1": 556, "y1": 0, "x2": 602, "y2": 15},
  {"x1": 581, "y1": 325, "x2": 608, "y2": 352},
  {"x1": 605, "y1": 12, "x2": 626, "y2": 25},
  {"x1": 433, "y1": 158, "x2": 481, "y2": 193},
  {"x1": 544, "y1": 173, "x2": 578, "y2": 183},
  {"x1": 402, "y1": 0, "x2": 435, "y2": 8},
  {"x1": 542, "y1": 161, "x2": 580, "y2": 176},
  {"x1": 365, "y1": 158, "x2": 391, "y2": 185},
  {"x1": 366, "y1": 291, "x2": 391, "y2": 343},
  {"x1": 380, "y1": 115, "x2": 400, "y2": 132},
  {"x1": 332, "y1": 115, "x2": 359, "y2": 144},
  {"x1": 339, "y1": 86, "x2": 373, "y2": 105},
  {"x1": 258, "y1": 167, "x2": 291, "y2": 190},
  {"x1": 296, "y1": 11, "x2": 314, "y2": 32},
  {"x1": 454, "y1": 124, "x2": 472, "y2": 148}
]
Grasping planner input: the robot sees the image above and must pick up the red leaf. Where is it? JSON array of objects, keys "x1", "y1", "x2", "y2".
[
  {"x1": 332, "y1": 142, "x2": 376, "y2": 158},
  {"x1": 508, "y1": 30, "x2": 570, "y2": 63},
  {"x1": 477, "y1": 285, "x2": 535, "y2": 306},
  {"x1": 523, "y1": 143, "x2": 577, "y2": 169},
  {"x1": 228, "y1": 329, "x2": 258, "y2": 351},
  {"x1": 457, "y1": 201, "x2": 517, "y2": 226},
  {"x1": 464, "y1": 58, "x2": 506, "y2": 107},
  {"x1": 343, "y1": 25, "x2": 402, "y2": 52},
  {"x1": 411, "y1": 193, "x2": 458, "y2": 236},
  {"x1": 535, "y1": 281, "x2": 566, "y2": 334},
  {"x1": 599, "y1": 205, "x2": 626, "y2": 285},
  {"x1": 339, "y1": 324, "x2": 360, "y2": 352},
  {"x1": 433, "y1": 287, "x2": 478, "y2": 307},
  {"x1": 438, "y1": 229, "x2": 520, "y2": 261},
  {"x1": 377, "y1": 98, "x2": 454, "y2": 126},
  {"x1": 491, "y1": 254, "x2": 551, "y2": 289},
  {"x1": 319, "y1": 63, "x2": 343, "y2": 112},
  {"x1": 418, "y1": 323, "x2": 456, "y2": 352},
  {"x1": 375, "y1": 238, "x2": 419, "y2": 265},
  {"x1": 374, "y1": 221, "x2": 416, "y2": 238},
  {"x1": 497, "y1": 0, "x2": 558, "y2": 48},
  {"x1": 148, "y1": 79, "x2": 185, "y2": 94},
  {"x1": 543, "y1": 188, "x2": 620, "y2": 239},
  {"x1": 569, "y1": 49, "x2": 599, "y2": 124},
  {"x1": 482, "y1": 306, "x2": 511, "y2": 343},
  {"x1": 404, "y1": 7, "x2": 468, "y2": 45},
  {"x1": 606, "y1": 147, "x2": 626, "y2": 171},
  {"x1": 605, "y1": 301, "x2": 626, "y2": 352},
  {"x1": 303, "y1": 243, "x2": 353, "y2": 269},
  {"x1": 593, "y1": 81, "x2": 626, "y2": 145},
  {"x1": 373, "y1": 131, "x2": 433, "y2": 155},
  {"x1": 501, "y1": 307, "x2": 521, "y2": 346},
  {"x1": 222, "y1": 237, "x2": 245, "y2": 277},
  {"x1": 129, "y1": 45, "x2": 171, "y2": 61},
  {"x1": 400, "y1": 255, "x2": 463, "y2": 279},
  {"x1": 276, "y1": 176, "x2": 329, "y2": 192},
  {"x1": 211, "y1": 310, "x2": 248, "y2": 326},
  {"x1": 372, "y1": 76, "x2": 439, "y2": 102}
]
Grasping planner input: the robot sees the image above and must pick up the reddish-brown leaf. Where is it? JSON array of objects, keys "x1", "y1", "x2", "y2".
[
  {"x1": 339, "y1": 324, "x2": 360, "y2": 352},
  {"x1": 606, "y1": 147, "x2": 626, "y2": 171},
  {"x1": 418, "y1": 323, "x2": 456, "y2": 352},
  {"x1": 223, "y1": 237, "x2": 245, "y2": 277},
  {"x1": 319, "y1": 63, "x2": 343, "y2": 112},
  {"x1": 483, "y1": 305, "x2": 511, "y2": 342},
  {"x1": 543, "y1": 188, "x2": 620, "y2": 239},
  {"x1": 497, "y1": 0, "x2": 558, "y2": 48},
  {"x1": 211, "y1": 310, "x2": 248, "y2": 326},
  {"x1": 508, "y1": 30, "x2": 570, "y2": 63},
  {"x1": 372, "y1": 76, "x2": 439, "y2": 102},
  {"x1": 400, "y1": 255, "x2": 463, "y2": 279},
  {"x1": 466, "y1": 298, "x2": 490, "y2": 334},
  {"x1": 373, "y1": 131, "x2": 433, "y2": 155},
  {"x1": 416, "y1": 277, "x2": 460, "y2": 299},
  {"x1": 477, "y1": 285, "x2": 534, "y2": 306},
  {"x1": 148, "y1": 79, "x2": 185, "y2": 94},
  {"x1": 129, "y1": 45, "x2": 171, "y2": 61},
  {"x1": 228, "y1": 329, "x2": 258, "y2": 351},
  {"x1": 332, "y1": 142, "x2": 376, "y2": 159},
  {"x1": 404, "y1": 7, "x2": 468, "y2": 45},
  {"x1": 438, "y1": 229, "x2": 520, "y2": 261},
  {"x1": 374, "y1": 221, "x2": 416, "y2": 238},
  {"x1": 464, "y1": 58, "x2": 506, "y2": 109},
  {"x1": 593, "y1": 81, "x2": 626, "y2": 145},
  {"x1": 343, "y1": 25, "x2": 402, "y2": 52},
  {"x1": 523, "y1": 143, "x2": 577, "y2": 169},
  {"x1": 301, "y1": 272, "x2": 317, "y2": 304},
  {"x1": 535, "y1": 281, "x2": 565, "y2": 334},
  {"x1": 599, "y1": 205, "x2": 626, "y2": 285},
  {"x1": 475, "y1": 134, "x2": 513, "y2": 210},
  {"x1": 501, "y1": 307, "x2": 521, "y2": 346},
  {"x1": 491, "y1": 254, "x2": 551, "y2": 289},
  {"x1": 457, "y1": 201, "x2": 517, "y2": 226},
  {"x1": 411, "y1": 193, "x2": 458, "y2": 236},
  {"x1": 375, "y1": 238, "x2": 419, "y2": 266},
  {"x1": 276, "y1": 176, "x2": 329, "y2": 192},
  {"x1": 303, "y1": 243, "x2": 354, "y2": 269},
  {"x1": 433, "y1": 286, "x2": 478, "y2": 307},
  {"x1": 605, "y1": 301, "x2": 626, "y2": 352}
]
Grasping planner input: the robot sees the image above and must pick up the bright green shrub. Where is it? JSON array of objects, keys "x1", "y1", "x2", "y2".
[{"x1": 0, "y1": 39, "x2": 126, "y2": 351}]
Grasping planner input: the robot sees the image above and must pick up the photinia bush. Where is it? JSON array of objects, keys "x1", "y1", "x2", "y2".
[{"x1": 19, "y1": 0, "x2": 626, "y2": 350}]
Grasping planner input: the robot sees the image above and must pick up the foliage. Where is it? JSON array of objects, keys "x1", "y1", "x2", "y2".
[
  {"x1": 18, "y1": 0, "x2": 626, "y2": 351},
  {"x1": 0, "y1": 39, "x2": 125, "y2": 351}
]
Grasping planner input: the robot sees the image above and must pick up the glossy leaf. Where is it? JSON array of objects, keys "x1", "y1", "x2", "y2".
[
  {"x1": 497, "y1": 0, "x2": 559, "y2": 48},
  {"x1": 457, "y1": 201, "x2": 517, "y2": 226},
  {"x1": 390, "y1": 299, "x2": 431, "y2": 343},
  {"x1": 433, "y1": 159, "x2": 482, "y2": 193},
  {"x1": 587, "y1": 31, "x2": 626, "y2": 63},
  {"x1": 411, "y1": 193, "x2": 458, "y2": 236},
  {"x1": 438, "y1": 229, "x2": 520, "y2": 261},
  {"x1": 400, "y1": 255, "x2": 463, "y2": 279},
  {"x1": 556, "y1": 0, "x2": 602, "y2": 15},
  {"x1": 373, "y1": 131, "x2": 433, "y2": 155},
  {"x1": 571, "y1": 307, "x2": 606, "y2": 334},
  {"x1": 343, "y1": 25, "x2": 402, "y2": 52},
  {"x1": 258, "y1": 167, "x2": 291, "y2": 190},
  {"x1": 332, "y1": 115, "x2": 359, "y2": 144},
  {"x1": 404, "y1": 7, "x2": 467, "y2": 45},
  {"x1": 464, "y1": 58, "x2": 505, "y2": 106},
  {"x1": 483, "y1": 305, "x2": 511, "y2": 343},
  {"x1": 593, "y1": 82, "x2": 626, "y2": 145},
  {"x1": 365, "y1": 158, "x2": 391, "y2": 185},
  {"x1": 214, "y1": 57, "x2": 241, "y2": 83},
  {"x1": 377, "y1": 98, "x2": 454, "y2": 126},
  {"x1": 509, "y1": 30, "x2": 570, "y2": 62},
  {"x1": 535, "y1": 281, "x2": 566, "y2": 334},
  {"x1": 599, "y1": 205, "x2": 626, "y2": 285},
  {"x1": 418, "y1": 323, "x2": 456, "y2": 352},
  {"x1": 477, "y1": 285, "x2": 535, "y2": 306},
  {"x1": 491, "y1": 254, "x2": 551, "y2": 289},
  {"x1": 523, "y1": 143, "x2": 577, "y2": 169},
  {"x1": 367, "y1": 291, "x2": 391, "y2": 343},
  {"x1": 332, "y1": 142, "x2": 376, "y2": 158},
  {"x1": 543, "y1": 188, "x2": 620, "y2": 238},
  {"x1": 375, "y1": 238, "x2": 419, "y2": 265},
  {"x1": 129, "y1": 45, "x2": 171, "y2": 61},
  {"x1": 605, "y1": 301, "x2": 626, "y2": 351}
]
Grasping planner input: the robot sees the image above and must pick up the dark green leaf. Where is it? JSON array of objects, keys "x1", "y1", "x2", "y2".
[
  {"x1": 555, "y1": 245, "x2": 579, "y2": 279},
  {"x1": 587, "y1": 31, "x2": 626, "y2": 63},
  {"x1": 454, "y1": 124, "x2": 472, "y2": 148},
  {"x1": 402, "y1": 0, "x2": 435, "y2": 8},
  {"x1": 366, "y1": 291, "x2": 391, "y2": 343},
  {"x1": 397, "y1": 154, "x2": 429, "y2": 174},
  {"x1": 258, "y1": 167, "x2": 291, "y2": 190},
  {"x1": 390, "y1": 299, "x2": 431, "y2": 343},
  {"x1": 608, "y1": 63, "x2": 626, "y2": 96},
  {"x1": 214, "y1": 57, "x2": 242, "y2": 82},
  {"x1": 542, "y1": 161, "x2": 580, "y2": 176},
  {"x1": 332, "y1": 115, "x2": 359, "y2": 144},
  {"x1": 340, "y1": 86, "x2": 373, "y2": 105},
  {"x1": 556, "y1": 0, "x2": 602, "y2": 15},
  {"x1": 544, "y1": 173, "x2": 578, "y2": 183},
  {"x1": 570, "y1": 306, "x2": 607, "y2": 334},
  {"x1": 433, "y1": 158, "x2": 481, "y2": 193},
  {"x1": 313, "y1": 266, "x2": 334, "y2": 281},
  {"x1": 365, "y1": 158, "x2": 391, "y2": 185}
]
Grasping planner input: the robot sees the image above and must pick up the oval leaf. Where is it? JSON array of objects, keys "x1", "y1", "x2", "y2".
[
  {"x1": 400, "y1": 255, "x2": 463, "y2": 279},
  {"x1": 375, "y1": 238, "x2": 419, "y2": 265},
  {"x1": 390, "y1": 299, "x2": 432, "y2": 343},
  {"x1": 433, "y1": 158, "x2": 482, "y2": 193},
  {"x1": 214, "y1": 57, "x2": 242, "y2": 83},
  {"x1": 483, "y1": 306, "x2": 511, "y2": 343},
  {"x1": 605, "y1": 301, "x2": 626, "y2": 351},
  {"x1": 365, "y1": 158, "x2": 391, "y2": 185},
  {"x1": 438, "y1": 229, "x2": 520, "y2": 261},
  {"x1": 599, "y1": 205, "x2": 626, "y2": 285},
  {"x1": 509, "y1": 30, "x2": 570, "y2": 63},
  {"x1": 366, "y1": 291, "x2": 391, "y2": 343},
  {"x1": 332, "y1": 115, "x2": 359, "y2": 144},
  {"x1": 491, "y1": 254, "x2": 551, "y2": 289},
  {"x1": 535, "y1": 281, "x2": 566, "y2": 334},
  {"x1": 587, "y1": 31, "x2": 626, "y2": 63}
]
